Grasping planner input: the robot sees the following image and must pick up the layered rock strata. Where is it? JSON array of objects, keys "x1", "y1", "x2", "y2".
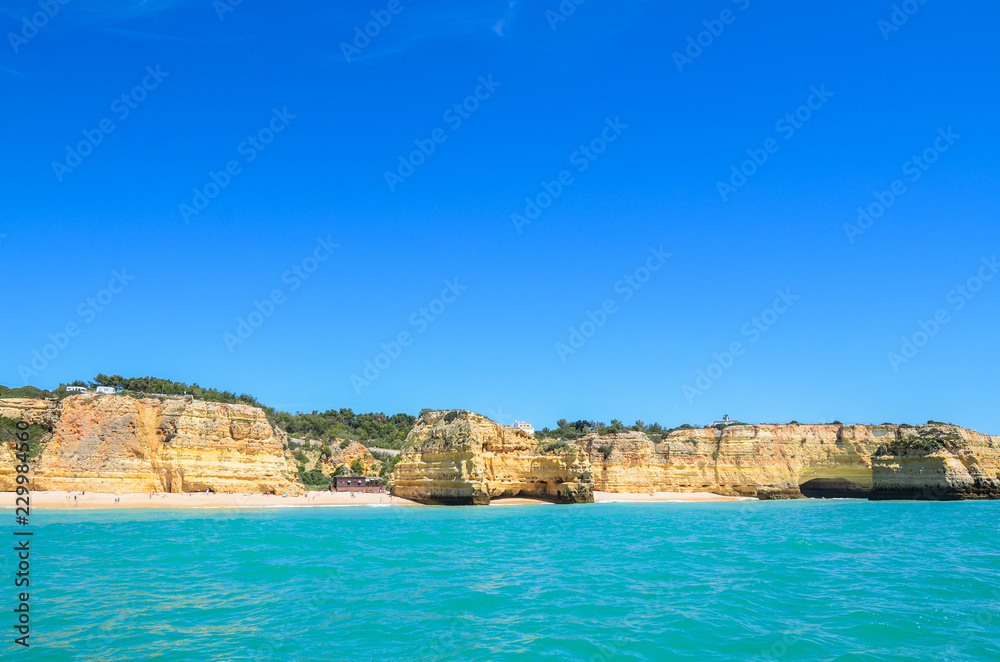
[
  {"x1": 870, "y1": 425, "x2": 1000, "y2": 500},
  {"x1": 391, "y1": 410, "x2": 593, "y2": 505},
  {"x1": 0, "y1": 394, "x2": 302, "y2": 495},
  {"x1": 577, "y1": 423, "x2": 1000, "y2": 500}
]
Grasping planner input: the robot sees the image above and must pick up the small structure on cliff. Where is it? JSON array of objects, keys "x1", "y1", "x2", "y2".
[
  {"x1": 712, "y1": 415, "x2": 736, "y2": 427},
  {"x1": 511, "y1": 421, "x2": 535, "y2": 435}
]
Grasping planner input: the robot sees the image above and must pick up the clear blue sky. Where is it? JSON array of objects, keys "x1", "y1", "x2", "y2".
[{"x1": 2, "y1": 0, "x2": 998, "y2": 432}]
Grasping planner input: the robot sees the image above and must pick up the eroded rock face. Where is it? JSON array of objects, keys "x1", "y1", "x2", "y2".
[
  {"x1": 577, "y1": 423, "x2": 1000, "y2": 500},
  {"x1": 576, "y1": 425, "x2": 883, "y2": 499},
  {"x1": 0, "y1": 395, "x2": 302, "y2": 495},
  {"x1": 871, "y1": 425, "x2": 1000, "y2": 500},
  {"x1": 391, "y1": 410, "x2": 594, "y2": 505}
]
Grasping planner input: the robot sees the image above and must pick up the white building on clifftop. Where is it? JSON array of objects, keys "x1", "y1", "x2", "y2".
[{"x1": 511, "y1": 421, "x2": 535, "y2": 436}]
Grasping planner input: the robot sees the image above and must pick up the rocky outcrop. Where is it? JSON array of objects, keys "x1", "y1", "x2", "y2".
[
  {"x1": 391, "y1": 410, "x2": 593, "y2": 505},
  {"x1": 575, "y1": 425, "x2": 886, "y2": 499},
  {"x1": 0, "y1": 394, "x2": 302, "y2": 495},
  {"x1": 576, "y1": 423, "x2": 1000, "y2": 500},
  {"x1": 871, "y1": 425, "x2": 1000, "y2": 500},
  {"x1": 287, "y1": 436, "x2": 384, "y2": 476}
]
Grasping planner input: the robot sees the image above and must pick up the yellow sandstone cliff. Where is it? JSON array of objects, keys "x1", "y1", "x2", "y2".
[
  {"x1": 870, "y1": 425, "x2": 1000, "y2": 500},
  {"x1": 0, "y1": 394, "x2": 303, "y2": 495},
  {"x1": 391, "y1": 411, "x2": 1000, "y2": 503},
  {"x1": 577, "y1": 423, "x2": 1000, "y2": 500},
  {"x1": 5, "y1": 398, "x2": 998, "y2": 502},
  {"x1": 391, "y1": 410, "x2": 593, "y2": 505}
]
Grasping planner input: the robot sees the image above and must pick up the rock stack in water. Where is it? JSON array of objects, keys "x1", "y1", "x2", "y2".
[{"x1": 391, "y1": 410, "x2": 594, "y2": 505}]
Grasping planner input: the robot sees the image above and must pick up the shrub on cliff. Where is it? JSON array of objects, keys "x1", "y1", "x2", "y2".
[
  {"x1": 273, "y1": 408, "x2": 415, "y2": 450},
  {"x1": 0, "y1": 385, "x2": 51, "y2": 400},
  {"x1": 874, "y1": 438, "x2": 946, "y2": 457},
  {"x1": 374, "y1": 452, "x2": 401, "y2": 479},
  {"x1": 93, "y1": 374, "x2": 264, "y2": 408},
  {"x1": 538, "y1": 440, "x2": 577, "y2": 455},
  {"x1": 0, "y1": 416, "x2": 49, "y2": 459},
  {"x1": 299, "y1": 469, "x2": 331, "y2": 486},
  {"x1": 538, "y1": 418, "x2": 668, "y2": 441},
  {"x1": 90, "y1": 375, "x2": 417, "y2": 450}
]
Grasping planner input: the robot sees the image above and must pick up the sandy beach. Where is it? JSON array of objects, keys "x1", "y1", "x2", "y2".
[
  {"x1": 1, "y1": 490, "x2": 420, "y2": 510},
  {"x1": 1, "y1": 490, "x2": 749, "y2": 510}
]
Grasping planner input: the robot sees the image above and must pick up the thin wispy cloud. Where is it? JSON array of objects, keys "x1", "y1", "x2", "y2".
[
  {"x1": 0, "y1": 64, "x2": 27, "y2": 78},
  {"x1": 328, "y1": 3, "x2": 515, "y2": 66}
]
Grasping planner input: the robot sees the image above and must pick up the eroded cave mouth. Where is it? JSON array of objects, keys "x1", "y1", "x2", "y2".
[{"x1": 799, "y1": 478, "x2": 870, "y2": 499}]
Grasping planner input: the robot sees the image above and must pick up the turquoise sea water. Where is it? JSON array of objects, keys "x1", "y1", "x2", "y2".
[{"x1": 9, "y1": 500, "x2": 1000, "y2": 661}]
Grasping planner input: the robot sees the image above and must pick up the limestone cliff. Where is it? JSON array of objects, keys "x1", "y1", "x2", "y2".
[
  {"x1": 577, "y1": 423, "x2": 1000, "y2": 500},
  {"x1": 391, "y1": 410, "x2": 593, "y2": 505},
  {"x1": 871, "y1": 425, "x2": 1000, "y2": 500},
  {"x1": 0, "y1": 394, "x2": 303, "y2": 495}
]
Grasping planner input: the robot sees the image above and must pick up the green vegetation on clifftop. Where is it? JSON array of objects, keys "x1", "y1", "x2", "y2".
[{"x1": 874, "y1": 438, "x2": 947, "y2": 457}]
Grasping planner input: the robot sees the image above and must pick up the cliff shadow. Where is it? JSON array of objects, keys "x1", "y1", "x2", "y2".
[{"x1": 798, "y1": 478, "x2": 870, "y2": 499}]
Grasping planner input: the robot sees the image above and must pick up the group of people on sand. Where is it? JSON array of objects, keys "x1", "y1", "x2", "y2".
[
  {"x1": 63, "y1": 490, "x2": 88, "y2": 506},
  {"x1": 46, "y1": 488, "x2": 398, "y2": 507}
]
